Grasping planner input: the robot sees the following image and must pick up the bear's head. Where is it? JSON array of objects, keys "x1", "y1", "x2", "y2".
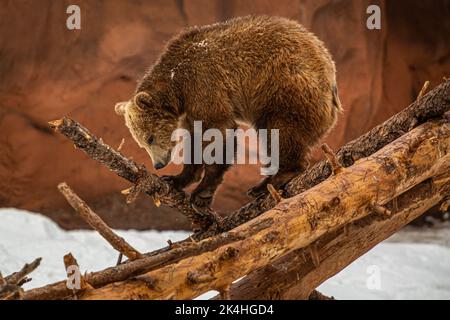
[{"x1": 115, "y1": 91, "x2": 179, "y2": 170}]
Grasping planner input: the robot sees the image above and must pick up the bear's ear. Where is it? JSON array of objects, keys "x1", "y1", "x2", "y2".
[
  {"x1": 114, "y1": 102, "x2": 128, "y2": 116},
  {"x1": 133, "y1": 92, "x2": 152, "y2": 111}
]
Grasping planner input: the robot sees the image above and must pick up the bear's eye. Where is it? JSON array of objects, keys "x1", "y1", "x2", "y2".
[{"x1": 147, "y1": 135, "x2": 155, "y2": 145}]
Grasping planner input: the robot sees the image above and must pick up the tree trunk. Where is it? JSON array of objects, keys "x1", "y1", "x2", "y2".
[{"x1": 223, "y1": 173, "x2": 450, "y2": 299}]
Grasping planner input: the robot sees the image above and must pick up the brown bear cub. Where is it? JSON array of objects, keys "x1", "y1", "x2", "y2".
[{"x1": 115, "y1": 15, "x2": 341, "y2": 213}]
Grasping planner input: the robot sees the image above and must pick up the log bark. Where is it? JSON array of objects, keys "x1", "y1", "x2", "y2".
[
  {"x1": 223, "y1": 173, "x2": 450, "y2": 299},
  {"x1": 77, "y1": 120, "x2": 449, "y2": 300},
  {"x1": 308, "y1": 290, "x2": 335, "y2": 300}
]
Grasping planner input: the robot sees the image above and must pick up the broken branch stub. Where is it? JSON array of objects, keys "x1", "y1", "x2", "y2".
[{"x1": 63, "y1": 253, "x2": 94, "y2": 298}]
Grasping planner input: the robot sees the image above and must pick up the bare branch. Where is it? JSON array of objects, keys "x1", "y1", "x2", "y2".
[
  {"x1": 49, "y1": 117, "x2": 222, "y2": 231},
  {"x1": 58, "y1": 182, "x2": 143, "y2": 260}
]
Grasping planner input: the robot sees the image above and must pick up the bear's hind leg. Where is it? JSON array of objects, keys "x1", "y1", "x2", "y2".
[{"x1": 248, "y1": 114, "x2": 311, "y2": 197}]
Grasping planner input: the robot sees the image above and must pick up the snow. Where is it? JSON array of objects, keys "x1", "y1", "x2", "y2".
[
  {"x1": 1, "y1": 208, "x2": 450, "y2": 299},
  {"x1": 0, "y1": 208, "x2": 189, "y2": 289},
  {"x1": 317, "y1": 242, "x2": 450, "y2": 299}
]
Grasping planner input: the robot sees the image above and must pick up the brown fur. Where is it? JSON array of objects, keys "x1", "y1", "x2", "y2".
[{"x1": 115, "y1": 15, "x2": 342, "y2": 211}]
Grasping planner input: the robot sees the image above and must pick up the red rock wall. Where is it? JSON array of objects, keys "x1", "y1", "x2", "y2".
[{"x1": 1, "y1": 0, "x2": 449, "y2": 230}]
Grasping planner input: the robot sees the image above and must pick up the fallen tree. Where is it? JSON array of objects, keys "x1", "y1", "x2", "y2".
[
  {"x1": 223, "y1": 172, "x2": 450, "y2": 299},
  {"x1": 12, "y1": 80, "x2": 449, "y2": 300},
  {"x1": 78, "y1": 119, "x2": 449, "y2": 299}
]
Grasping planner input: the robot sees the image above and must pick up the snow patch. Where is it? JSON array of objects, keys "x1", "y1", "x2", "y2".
[
  {"x1": 318, "y1": 242, "x2": 450, "y2": 299},
  {"x1": 0, "y1": 208, "x2": 189, "y2": 289}
]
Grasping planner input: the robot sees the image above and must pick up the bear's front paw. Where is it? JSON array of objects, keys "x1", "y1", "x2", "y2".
[{"x1": 190, "y1": 189, "x2": 213, "y2": 213}]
